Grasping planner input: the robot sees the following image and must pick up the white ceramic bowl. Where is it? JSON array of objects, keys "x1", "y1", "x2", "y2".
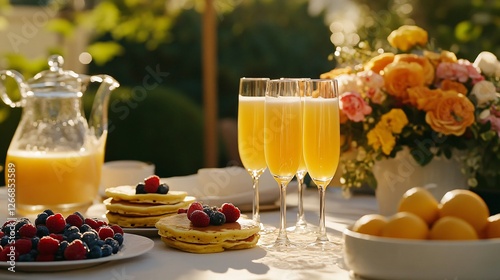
[{"x1": 343, "y1": 226, "x2": 500, "y2": 280}]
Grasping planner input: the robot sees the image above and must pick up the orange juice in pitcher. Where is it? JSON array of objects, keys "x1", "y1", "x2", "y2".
[{"x1": 1, "y1": 55, "x2": 118, "y2": 215}]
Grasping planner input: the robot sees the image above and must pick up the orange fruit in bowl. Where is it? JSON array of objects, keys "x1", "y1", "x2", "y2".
[
  {"x1": 485, "y1": 213, "x2": 500, "y2": 239},
  {"x1": 439, "y1": 189, "x2": 489, "y2": 234},
  {"x1": 397, "y1": 187, "x2": 439, "y2": 225},
  {"x1": 429, "y1": 216, "x2": 478, "y2": 240},
  {"x1": 381, "y1": 212, "x2": 429, "y2": 240},
  {"x1": 352, "y1": 214, "x2": 388, "y2": 236}
]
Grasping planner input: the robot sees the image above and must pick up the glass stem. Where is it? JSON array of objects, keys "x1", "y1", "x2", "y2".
[
  {"x1": 296, "y1": 175, "x2": 307, "y2": 227},
  {"x1": 252, "y1": 175, "x2": 261, "y2": 224},
  {"x1": 275, "y1": 182, "x2": 289, "y2": 244},
  {"x1": 316, "y1": 185, "x2": 329, "y2": 243}
]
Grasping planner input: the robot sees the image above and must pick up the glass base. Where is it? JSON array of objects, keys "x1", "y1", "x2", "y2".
[{"x1": 16, "y1": 201, "x2": 93, "y2": 217}]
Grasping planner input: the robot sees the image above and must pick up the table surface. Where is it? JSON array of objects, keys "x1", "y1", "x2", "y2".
[{"x1": 0, "y1": 186, "x2": 378, "y2": 280}]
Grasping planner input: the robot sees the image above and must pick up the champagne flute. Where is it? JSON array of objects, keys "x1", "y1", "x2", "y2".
[
  {"x1": 284, "y1": 78, "x2": 314, "y2": 235},
  {"x1": 263, "y1": 79, "x2": 302, "y2": 250},
  {"x1": 302, "y1": 79, "x2": 341, "y2": 251},
  {"x1": 237, "y1": 77, "x2": 274, "y2": 233}
]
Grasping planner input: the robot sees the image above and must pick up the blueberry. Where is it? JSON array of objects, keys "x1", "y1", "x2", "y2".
[
  {"x1": 80, "y1": 224, "x2": 93, "y2": 233},
  {"x1": 35, "y1": 212, "x2": 49, "y2": 226},
  {"x1": 209, "y1": 211, "x2": 226, "y2": 226},
  {"x1": 101, "y1": 244, "x2": 113, "y2": 257},
  {"x1": 97, "y1": 240, "x2": 105, "y2": 247},
  {"x1": 43, "y1": 209, "x2": 55, "y2": 216},
  {"x1": 36, "y1": 225, "x2": 49, "y2": 237},
  {"x1": 19, "y1": 253, "x2": 35, "y2": 262},
  {"x1": 1, "y1": 236, "x2": 9, "y2": 247},
  {"x1": 87, "y1": 245, "x2": 102, "y2": 259},
  {"x1": 64, "y1": 226, "x2": 80, "y2": 236},
  {"x1": 55, "y1": 240, "x2": 69, "y2": 260},
  {"x1": 157, "y1": 183, "x2": 169, "y2": 194},
  {"x1": 15, "y1": 218, "x2": 30, "y2": 231},
  {"x1": 67, "y1": 232, "x2": 82, "y2": 243},
  {"x1": 203, "y1": 206, "x2": 213, "y2": 216},
  {"x1": 113, "y1": 233, "x2": 124, "y2": 246},
  {"x1": 1, "y1": 221, "x2": 15, "y2": 235},
  {"x1": 104, "y1": 237, "x2": 120, "y2": 254},
  {"x1": 135, "y1": 183, "x2": 147, "y2": 194},
  {"x1": 31, "y1": 237, "x2": 39, "y2": 249},
  {"x1": 82, "y1": 231, "x2": 99, "y2": 248}
]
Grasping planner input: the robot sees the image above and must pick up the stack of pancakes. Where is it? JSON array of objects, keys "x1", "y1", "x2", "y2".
[
  {"x1": 155, "y1": 213, "x2": 260, "y2": 253},
  {"x1": 104, "y1": 185, "x2": 195, "y2": 228}
]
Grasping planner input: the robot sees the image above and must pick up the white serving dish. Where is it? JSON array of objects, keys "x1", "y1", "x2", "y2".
[{"x1": 343, "y1": 226, "x2": 500, "y2": 280}]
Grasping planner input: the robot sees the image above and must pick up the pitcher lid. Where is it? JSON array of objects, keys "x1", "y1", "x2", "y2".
[{"x1": 27, "y1": 55, "x2": 85, "y2": 94}]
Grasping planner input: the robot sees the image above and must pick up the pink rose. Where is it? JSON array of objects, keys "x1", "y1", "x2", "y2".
[
  {"x1": 339, "y1": 92, "x2": 372, "y2": 122},
  {"x1": 436, "y1": 62, "x2": 469, "y2": 83},
  {"x1": 357, "y1": 70, "x2": 386, "y2": 104},
  {"x1": 481, "y1": 107, "x2": 500, "y2": 137},
  {"x1": 458, "y1": 59, "x2": 484, "y2": 85}
]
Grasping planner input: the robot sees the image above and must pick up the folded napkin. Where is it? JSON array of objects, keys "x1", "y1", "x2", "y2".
[{"x1": 162, "y1": 167, "x2": 287, "y2": 208}]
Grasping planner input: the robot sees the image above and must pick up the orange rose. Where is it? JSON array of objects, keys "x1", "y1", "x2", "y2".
[
  {"x1": 394, "y1": 54, "x2": 435, "y2": 85},
  {"x1": 387, "y1": 25, "x2": 428, "y2": 51},
  {"x1": 407, "y1": 87, "x2": 444, "y2": 111},
  {"x1": 440, "y1": 79, "x2": 468, "y2": 95},
  {"x1": 424, "y1": 50, "x2": 458, "y2": 67},
  {"x1": 320, "y1": 67, "x2": 353, "y2": 79},
  {"x1": 383, "y1": 61, "x2": 426, "y2": 102},
  {"x1": 425, "y1": 92, "x2": 475, "y2": 136},
  {"x1": 364, "y1": 53, "x2": 395, "y2": 74}
]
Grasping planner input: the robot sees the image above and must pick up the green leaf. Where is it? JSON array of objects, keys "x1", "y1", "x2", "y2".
[
  {"x1": 45, "y1": 18, "x2": 75, "y2": 37},
  {"x1": 455, "y1": 21, "x2": 482, "y2": 42},
  {"x1": 86, "y1": 42, "x2": 124, "y2": 65}
]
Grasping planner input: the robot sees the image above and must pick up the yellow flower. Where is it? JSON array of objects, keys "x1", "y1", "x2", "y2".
[
  {"x1": 425, "y1": 92, "x2": 475, "y2": 136},
  {"x1": 424, "y1": 50, "x2": 457, "y2": 67},
  {"x1": 387, "y1": 25, "x2": 428, "y2": 51},
  {"x1": 320, "y1": 67, "x2": 353, "y2": 79},
  {"x1": 394, "y1": 54, "x2": 435, "y2": 85},
  {"x1": 364, "y1": 53, "x2": 395, "y2": 74},
  {"x1": 383, "y1": 61, "x2": 426, "y2": 102},
  {"x1": 367, "y1": 126, "x2": 396, "y2": 155},
  {"x1": 379, "y1": 109, "x2": 409, "y2": 134}
]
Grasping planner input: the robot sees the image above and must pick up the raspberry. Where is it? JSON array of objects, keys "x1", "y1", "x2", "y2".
[
  {"x1": 14, "y1": 239, "x2": 32, "y2": 255},
  {"x1": 46, "y1": 213, "x2": 66, "y2": 233},
  {"x1": 98, "y1": 226, "x2": 115, "y2": 240},
  {"x1": 36, "y1": 254, "x2": 55, "y2": 262},
  {"x1": 177, "y1": 208, "x2": 188, "y2": 214},
  {"x1": 38, "y1": 236, "x2": 60, "y2": 255},
  {"x1": 189, "y1": 210, "x2": 210, "y2": 227},
  {"x1": 66, "y1": 214, "x2": 84, "y2": 228},
  {"x1": 0, "y1": 246, "x2": 18, "y2": 261},
  {"x1": 64, "y1": 240, "x2": 87, "y2": 260},
  {"x1": 221, "y1": 203, "x2": 241, "y2": 223},
  {"x1": 19, "y1": 223, "x2": 37, "y2": 238},
  {"x1": 84, "y1": 218, "x2": 100, "y2": 230},
  {"x1": 144, "y1": 175, "x2": 160, "y2": 193},
  {"x1": 187, "y1": 202, "x2": 204, "y2": 219},
  {"x1": 0, "y1": 232, "x2": 4, "y2": 238},
  {"x1": 96, "y1": 219, "x2": 107, "y2": 228},
  {"x1": 49, "y1": 233, "x2": 64, "y2": 242},
  {"x1": 110, "y1": 225, "x2": 124, "y2": 235}
]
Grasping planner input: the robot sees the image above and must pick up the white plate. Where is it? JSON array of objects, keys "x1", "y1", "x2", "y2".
[{"x1": 0, "y1": 233, "x2": 154, "y2": 272}]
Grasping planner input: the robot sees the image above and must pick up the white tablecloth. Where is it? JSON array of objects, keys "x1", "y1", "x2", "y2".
[{"x1": 0, "y1": 187, "x2": 378, "y2": 280}]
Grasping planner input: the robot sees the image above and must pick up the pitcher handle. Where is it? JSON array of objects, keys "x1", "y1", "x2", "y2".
[
  {"x1": 0, "y1": 70, "x2": 29, "y2": 108},
  {"x1": 88, "y1": 74, "x2": 120, "y2": 141}
]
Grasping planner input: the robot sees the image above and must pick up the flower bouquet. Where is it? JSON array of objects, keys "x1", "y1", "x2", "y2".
[{"x1": 322, "y1": 25, "x2": 500, "y2": 191}]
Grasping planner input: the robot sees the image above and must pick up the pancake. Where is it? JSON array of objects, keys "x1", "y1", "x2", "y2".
[
  {"x1": 103, "y1": 196, "x2": 195, "y2": 216},
  {"x1": 106, "y1": 212, "x2": 176, "y2": 228},
  {"x1": 105, "y1": 185, "x2": 187, "y2": 204},
  {"x1": 155, "y1": 213, "x2": 260, "y2": 253},
  {"x1": 160, "y1": 234, "x2": 259, "y2": 254}
]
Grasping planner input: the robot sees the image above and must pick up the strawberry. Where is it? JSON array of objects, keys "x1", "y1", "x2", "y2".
[
  {"x1": 221, "y1": 203, "x2": 241, "y2": 223},
  {"x1": 189, "y1": 210, "x2": 210, "y2": 227},
  {"x1": 144, "y1": 175, "x2": 160, "y2": 193}
]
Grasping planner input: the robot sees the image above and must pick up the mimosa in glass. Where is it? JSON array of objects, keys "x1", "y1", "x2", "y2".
[
  {"x1": 264, "y1": 79, "x2": 302, "y2": 250},
  {"x1": 303, "y1": 79, "x2": 341, "y2": 251},
  {"x1": 238, "y1": 77, "x2": 271, "y2": 231}
]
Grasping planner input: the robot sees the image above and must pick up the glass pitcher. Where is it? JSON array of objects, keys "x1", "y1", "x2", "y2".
[{"x1": 1, "y1": 55, "x2": 119, "y2": 215}]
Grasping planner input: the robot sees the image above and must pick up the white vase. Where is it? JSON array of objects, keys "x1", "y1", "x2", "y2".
[{"x1": 373, "y1": 148, "x2": 467, "y2": 216}]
